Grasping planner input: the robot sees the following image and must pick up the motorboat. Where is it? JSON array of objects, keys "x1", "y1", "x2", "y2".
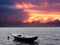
[{"x1": 12, "y1": 34, "x2": 38, "y2": 42}]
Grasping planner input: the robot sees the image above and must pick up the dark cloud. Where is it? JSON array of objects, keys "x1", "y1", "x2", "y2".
[
  {"x1": 0, "y1": 0, "x2": 29, "y2": 22},
  {"x1": 0, "y1": 0, "x2": 60, "y2": 27},
  {"x1": 0, "y1": 19, "x2": 60, "y2": 27},
  {"x1": 0, "y1": 6, "x2": 28, "y2": 22},
  {"x1": 0, "y1": 0, "x2": 15, "y2": 5}
]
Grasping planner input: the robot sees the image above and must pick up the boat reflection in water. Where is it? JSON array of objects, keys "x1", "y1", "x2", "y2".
[
  {"x1": 12, "y1": 34, "x2": 39, "y2": 45},
  {"x1": 13, "y1": 41, "x2": 39, "y2": 45}
]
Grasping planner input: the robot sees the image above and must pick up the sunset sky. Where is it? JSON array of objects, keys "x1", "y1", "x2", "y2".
[{"x1": 0, "y1": 0, "x2": 60, "y2": 27}]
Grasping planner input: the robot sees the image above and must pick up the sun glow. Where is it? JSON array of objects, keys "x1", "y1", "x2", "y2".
[
  {"x1": 23, "y1": 9, "x2": 60, "y2": 23},
  {"x1": 15, "y1": 2, "x2": 60, "y2": 23},
  {"x1": 15, "y1": 2, "x2": 35, "y2": 9}
]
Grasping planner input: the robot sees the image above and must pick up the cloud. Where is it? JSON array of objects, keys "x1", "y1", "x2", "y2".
[
  {"x1": 14, "y1": 0, "x2": 60, "y2": 12},
  {"x1": 0, "y1": 0, "x2": 60, "y2": 27},
  {"x1": 0, "y1": 0, "x2": 60, "y2": 11},
  {"x1": 0, "y1": 6, "x2": 28, "y2": 22},
  {"x1": 0, "y1": 0, "x2": 14, "y2": 5}
]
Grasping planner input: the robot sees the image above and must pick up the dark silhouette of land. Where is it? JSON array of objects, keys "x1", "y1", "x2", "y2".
[{"x1": 0, "y1": 19, "x2": 60, "y2": 27}]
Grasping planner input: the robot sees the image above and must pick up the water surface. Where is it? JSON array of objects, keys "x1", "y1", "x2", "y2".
[{"x1": 0, "y1": 27, "x2": 60, "y2": 45}]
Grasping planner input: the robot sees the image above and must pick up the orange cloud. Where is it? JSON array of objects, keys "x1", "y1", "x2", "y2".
[
  {"x1": 14, "y1": 2, "x2": 60, "y2": 23},
  {"x1": 23, "y1": 9, "x2": 60, "y2": 23},
  {"x1": 14, "y1": 2, "x2": 35, "y2": 9}
]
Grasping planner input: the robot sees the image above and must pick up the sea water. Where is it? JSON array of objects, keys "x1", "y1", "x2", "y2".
[{"x1": 0, "y1": 27, "x2": 60, "y2": 45}]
